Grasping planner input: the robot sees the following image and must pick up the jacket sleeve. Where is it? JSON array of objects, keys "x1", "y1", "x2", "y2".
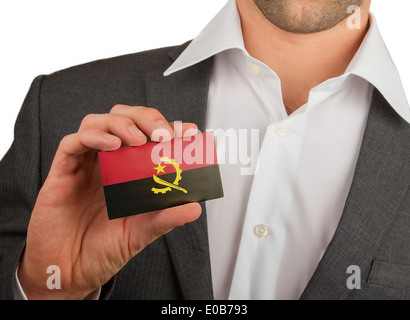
[
  {"x1": 0, "y1": 75, "x2": 118, "y2": 300},
  {"x1": 0, "y1": 76, "x2": 45, "y2": 299}
]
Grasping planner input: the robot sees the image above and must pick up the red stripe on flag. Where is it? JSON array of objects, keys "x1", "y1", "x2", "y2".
[{"x1": 98, "y1": 132, "x2": 218, "y2": 186}]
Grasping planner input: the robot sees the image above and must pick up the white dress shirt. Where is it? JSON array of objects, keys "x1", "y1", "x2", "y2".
[
  {"x1": 165, "y1": 0, "x2": 410, "y2": 300},
  {"x1": 15, "y1": 0, "x2": 410, "y2": 300}
]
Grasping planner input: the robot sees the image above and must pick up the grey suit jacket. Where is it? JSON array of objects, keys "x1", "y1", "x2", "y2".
[{"x1": 0, "y1": 42, "x2": 409, "y2": 300}]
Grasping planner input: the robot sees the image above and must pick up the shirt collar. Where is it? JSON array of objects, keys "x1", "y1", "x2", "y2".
[
  {"x1": 164, "y1": 0, "x2": 243, "y2": 76},
  {"x1": 346, "y1": 14, "x2": 410, "y2": 123},
  {"x1": 164, "y1": 0, "x2": 410, "y2": 123}
]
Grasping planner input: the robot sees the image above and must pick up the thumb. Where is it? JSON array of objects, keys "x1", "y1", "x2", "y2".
[{"x1": 125, "y1": 202, "x2": 202, "y2": 257}]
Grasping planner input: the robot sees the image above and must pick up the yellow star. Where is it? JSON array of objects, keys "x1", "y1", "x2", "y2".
[{"x1": 154, "y1": 163, "x2": 166, "y2": 174}]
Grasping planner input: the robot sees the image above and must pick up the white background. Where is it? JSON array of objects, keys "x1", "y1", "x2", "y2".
[{"x1": 0, "y1": 0, "x2": 409, "y2": 159}]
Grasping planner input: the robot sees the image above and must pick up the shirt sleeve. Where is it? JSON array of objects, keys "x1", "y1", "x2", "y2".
[{"x1": 14, "y1": 262, "x2": 101, "y2": 300}]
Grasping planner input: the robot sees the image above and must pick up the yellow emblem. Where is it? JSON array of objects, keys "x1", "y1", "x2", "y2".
[{"x1": 152, "y1": 157, "x2": 188, "y2": 194}]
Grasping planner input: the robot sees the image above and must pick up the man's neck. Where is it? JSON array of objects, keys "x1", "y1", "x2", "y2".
[{"x1": 236, "y1": 0, "x2": 370, "y2": 115}]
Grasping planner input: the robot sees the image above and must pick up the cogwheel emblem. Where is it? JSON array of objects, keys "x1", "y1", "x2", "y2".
[{"x1": 151, "y1": 157, "x2": 188, "y2": 194}]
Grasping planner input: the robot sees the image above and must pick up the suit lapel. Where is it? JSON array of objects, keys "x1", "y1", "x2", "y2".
[
  {"x1": 145, "y1": 45, "x2": 214, "y2": 299},
  {"x1": 145, "y1": 42, "x2": 210, "y2": 131},
  {"x1": 301, "y1": 89, "x2": 410, "y2": 299}
]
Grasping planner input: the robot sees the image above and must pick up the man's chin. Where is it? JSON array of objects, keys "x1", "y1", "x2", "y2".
[{"x1": 253, "y1": 0, "x2": 364, "y2": 34}]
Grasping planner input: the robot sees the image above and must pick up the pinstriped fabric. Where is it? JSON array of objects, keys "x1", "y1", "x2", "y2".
[
  {"x1": 110, "y1": 237, "x2": 183, "y2": 300},
  {"x1": 0, "y1": 75, "x2": 45, "y2": 299}
]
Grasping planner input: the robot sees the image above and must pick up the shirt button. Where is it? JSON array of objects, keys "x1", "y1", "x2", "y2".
[
  {"x1": 254, "y1": 224, "x2": 269, "y2": 238},
  {"x1": 274, "y1": 124, "x2": 287, "y2": 137},
  {"x1": 248, "y1": 64, "x2": 261, "y2": 76}
]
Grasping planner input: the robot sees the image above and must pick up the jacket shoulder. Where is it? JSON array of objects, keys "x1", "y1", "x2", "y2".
[
  {"x1": 37, "y1": 42, "x2": 190, "y2": 124},
  {"x1": 47, "y1": 42, "x2": 188, "y2": 82}
]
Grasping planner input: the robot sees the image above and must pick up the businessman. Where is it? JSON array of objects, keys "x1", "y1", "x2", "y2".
[{"x1": 0, "y1": 0, "x2": 409, "y2": 300}]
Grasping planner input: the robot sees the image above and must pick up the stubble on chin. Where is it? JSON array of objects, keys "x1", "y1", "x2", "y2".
[{"x1": 253, "y1": 0, "x2": 364, "y2": 34}]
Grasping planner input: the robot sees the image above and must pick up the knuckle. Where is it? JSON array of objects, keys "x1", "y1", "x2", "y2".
[
  {"x1": 142, "y1": 107, "x2": 162, "y2": 118},
  {"x1": 59, "y1": 133, "x2": 74, "y2": 149},
  {"x1": 110, "y1": 104, "x2": 127, "y2": 113},
  {"x1": 110, "y1": 105, "x2": 164, "y2": 120},
  {"x1": 80, "y1": 113, "x2": 98, "y2": 127}
]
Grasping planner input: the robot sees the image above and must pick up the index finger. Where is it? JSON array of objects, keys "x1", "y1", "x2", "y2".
[{"x1": 110, "y1": 105, "x2": 174, "y2": 142}]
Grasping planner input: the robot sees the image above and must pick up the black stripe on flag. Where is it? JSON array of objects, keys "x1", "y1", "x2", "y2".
[{"x1": 103, "y1": 165, "x2": 223, "y2": 219}]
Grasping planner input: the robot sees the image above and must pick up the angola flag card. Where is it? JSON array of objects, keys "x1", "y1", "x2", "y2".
[{"x1": 98, "y1": 132, "x2": 224, "y2": 219}]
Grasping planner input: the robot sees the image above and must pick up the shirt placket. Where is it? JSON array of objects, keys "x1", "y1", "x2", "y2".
[{"x1": 228, "y1": 87, "x2": 307, "y2": 299}]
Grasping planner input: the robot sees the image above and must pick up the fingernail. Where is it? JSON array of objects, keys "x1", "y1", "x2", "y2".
[
  {"x1": 128, "y1": 125, "x2": 144, "y2": 136},
  {"x1": 151, "y1": 121, "x2": 173, "y2": 142},
  {"x1": 183, "y1": 127, "x2": 199, "y2": 137},
  {"x1": 104, "y1": 133, "x2": 119, "y2": 140},
  {"x1": 155, "y1": 120, "x2": 173, "y2": 132}
]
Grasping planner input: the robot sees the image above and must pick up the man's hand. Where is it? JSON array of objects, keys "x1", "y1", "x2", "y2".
[{"x1": 18, "y1": 105, "x2": 201, "y2": 300}]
